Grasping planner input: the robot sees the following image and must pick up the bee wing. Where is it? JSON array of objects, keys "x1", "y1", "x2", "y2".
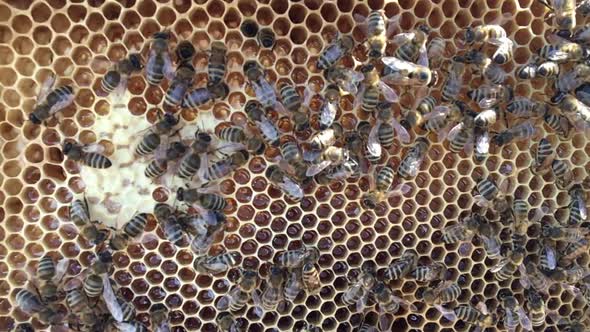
[
  {"x1": 387, "y1": 183, "x2": 412, "y2": 198},
  {"x1": 115, "y1": 322, "x2": 140, "y2": 332},
  {"x1": 196, "y1": 151, "x2": 210, "y2": 181},
  {"x1": 352, "y1": 14, "x2": 368, "y2": 37},
  {"x1": 256, "y1": 118, "x2": 280, "y2": 143},
  {"x1": 574, "y1": 194, "x2": 588, "y2": 220},
  {"x1": 392, "y1": 32, "x2": 416, "y2": 45},
  {"x1": 378, "y1": 312, "x2": 392, "y2": 332},
  {"x1": 434, "y1": 304, "x2": 457, "y2": 321},
  {"x1": 306, "y1": 160, "x2": 332, "y2": 177},
  {"x1": 367, "y1": 122, "x2": 382, "y2": 157},
  {"x1": 518, "y1": 264, "x2": 531, "y2": 289},
  {"x1": 279, "y1": 177, "x2": 304, "y2": 200},
  {"x1": 82, "y1": 143, "x2": 106, "y2": 154},
  {"x1": 392, "y1": 295, "x2": 418, "y2": 312},
  {"x1": 490, "y1": 257, "x2": 510, "y2": 273},
  {"x1": 475, "y1": 129, "x2": 490, "y2": 154},
  {"x1": 545, "y1": 246, "x2": 557, "y2": 270},
  {"x1": 385, "y1": 14, "x2": 401, "y2": 37},
  {"x1": 391, "y1": 117, "x2": 411, "y2": 143},
  {"x1": 478, "y1": 97, "x2": 500, "y2": 109},
  {"x1": 347, "y1": 71, "x2": 364, "y2": 94},
  {"x1": 303, "y1": 149, "x2": 321, "y2": 162},
  {"x1": 475, "y1": 301, "x2": 489, "y2": 315},
  {"x1": 320, "y1": 101, "x2": 338, "y2": 127},
  {"x1": 418, "y1": 43, "x2": 429, "y2": 68},
  {"x1": 36, "y1": 75, "x2": 56, "y2": 105},
  {"x1": 102, "y1": 274, "x2": 124, "y2": 322},
  {"x1": 487, "y1": 36, "x2": 512, "y2": 47},
  {"x1": 379, "y1": 81, "x2": 399, "y2": 103},
  {"x1": 436, "y1": 120, "x2": 455, "y2": 142},
  {"x1": 155, "y1": 322, "x2": 172, "y2": 332},
  {"x1": 423, "y1": 106, "x2": 449, "y2": 121},
  {"x1": 216, "y1": 294, "x2": 231, "y2": 310},
  {"x1": 355, "y1": 290, "x2": 370, "y2": 312},
  {"x1": 303, "y1": 83, "x2": 316, "y2": 107},
  {"x1": 354, "y1": 83, "x2": 366, "y2": 110},
  {"x1": 446, "y1": 122, "x2": 463, "y2": 142},
  {"x1": 162, "y1": 52, "x2": 175, "y2": 81},
  {"x1": 517, "y1": 307, "x2": 533, "y2": 331},
  {"x1": 52, "y1": 257, "x2": 69, "y2": 284},
  {"x1": 113, "y1": 75, "x2": 128, "y2": 98}
]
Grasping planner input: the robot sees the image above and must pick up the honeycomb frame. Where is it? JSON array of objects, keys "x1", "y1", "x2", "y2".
[{"x1": 0, "y1": 0, "x2": 589, "y2": 331}]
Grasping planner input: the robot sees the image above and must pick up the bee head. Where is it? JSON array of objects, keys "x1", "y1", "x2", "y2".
[
  {"x1": 360, "y1": 64, "x2": 375, "y2": 73},
  {"x1": 128, "y1": 53, "x2": 144, "y2": 71},
  {"x1": 368, "y1": 49, "x2": 383, "y2": 59},
  {"x1": 240, "y1": 19, "x2": 259, "y2": 38},
  {"x1": 28, "y1": 112, "x2": 42, "y2": 125},
  {"x1": 464, "y1": 27, "x2": 475, "y2": 44},
  {"x1": 208, "y1": 82, "x2": 230, "y2": 100},
  {"x1": 62, "y1": 142, "x2": 73, "y2": 154},
  {"x1": 14, "y1": 323, "x2": 35, "y2": 332},
  {"x1": 549, "y1": 92, "x2": 566, "y2": 105},
  {"x1": 176, "y1": 187, "x2": 185, "y2": 201},
  {"x1": 163, "y1": 112, "x2": 179, "y2": 125},
  {"x1": 153, "y1": 31, "x2": 170, "y2": 40},
  {"x1": 175, "y1": 41, "x2": 196, "y2": 63},
  {"x1": 417, "y1": 24, "x2": 431, "y2": 34},
  {"x1": 557, "y1": 17, "x2": 575, "y2": 31},
  {"x1": 361, "y1": 192, "x2": 378, "y2": 210}
]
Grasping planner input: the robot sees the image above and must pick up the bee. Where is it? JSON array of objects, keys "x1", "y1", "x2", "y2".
[
  {"x1": 384, "y1": 249, "x2": 418, "y2": 281},
  {"x1": 16, "y1": 289, "x2": 61, "y2": 324},
  {"x1": 491, "y1": 121, "x2": 537, "y2": 146},
  {"x1": 284, "y1": 269, "x2": 303, "y2": 302},
  {"x1": 218, "y1": 126, "x2": 265, "y2": 155},
  {"x1": 549, "y1": 264, "x2": 588, "y2": 283},
  {"x1": 150, "y1": 303, "x2": 171, "y2": 332},
  {"x1": 460, "y1": 50, "x2": 507, "y2": 84},
  {"x1": 555, "y1": 318, "x2": 586, "y2": 332},
  {"x1": 314, "y1": 157, "x2": 359, "y2": 185},
  {"x1": 83, "y1": 273, "x2": 103, "y2": 298},
  {"x1": 441, "y1": 213, "x2": 486, "y2": 244},
  {"x1": 490, "y1": 249, "x2": 525, "y2": 282},
  {"x1": 492, "y1": 37, "x2": 514, "y2": 64},
  {"x1": 261, "y1": 265, "x2": 285, "y2": 311},
  {"x1": 256, "y1": 27, "x2": 276, "y2": 49},
  {"x1": 109, "y1": 213, "x2": 149, "y2": 251},
  {"x1": 146, "y1": 31, "x2": 174, "y2": 85},
  {"x1": 544, "y1": 112, "x2": 572, "y2": 138},
  {"x1": 515, "y1": 62, "x2": 539, "y2": 79},
  {"x1": 363, "y1": 10, "x2": 390, "y2": 59},
  {"x1": 305, "y1": 146, "x2": 348, "y2": 177},
  {"x1": 411, "y1": 262, "x2": 446, "y2": 282},
  {"x1": 519, "y1": 262, "x2": 549, "y2": 293},
  {"x1": 318, "y1": 85, "x2": 340, "y2": 130},
  {"x1": 193, "y1": 252, "x2": 240, "y2": 275},
  {"x1": 63, "y1": 141, "x2": 112, "y2": 169},
  {"x1": 164, "y1": 62, "x2": 195, "y2": 109},
  {"x1": 500, "y1": 293, "x2": 533, "y2": 332},
  {"x1": 342, "y1": 265, "x2": 376, "y2": 312},
  {"x1": 244, "y1": 60, "x2": 279, "y2": 109},
  {"x1": 463, "y1": 22, "x2": 508, "y2": 46},
  {"x1": 245, "y1": 100, "x2": 280, "y2": 147},
  {"x1": 374, "y1": 102, "x2": 411, "y2": 149},
  {"x1": 224, "y1": 269, "x2": 258, "y2": 313},
  {"x1": 473, "y1": 177, "x2": 511, "y2": 210},
  {"x1": 276, "y1": 247, "x2": 319, "y2": 269},
  {"x1": 555, "y1": 64, "x2": 590, "y2": 93},
  {"x1": 323, "y1": 67, "x2": 364, "y2": 96},
  {"x1": 552, "y1": 159, "x2": 573, "y2": 189},
  {"x1": 371, "y1": 281, "x2": 417, "y2": 330},
  {"x1": 401, "y1": 95, "x2": 437, "y2": 130},
  {"x1": 421, "y1": 281, "x2": 462, "y2": 305},
  {"x1": 208, "y1": 41, "x2": 227, "y2": 87},
  {"x1": 135, "y1": 112, "x2": 180, "y2": 157},
  {"x1": 65, "y1": 288, "x2": 87, "y2": 315},
  {"x1": 144, "y1": 141, "x2": 188, "y2": 179},
  {"x1": 216, "y1": 312, "x2": 240, "y2": 332},
  {"x1": 537, "y1": 61, "x2": 560, "y2": 78},
  {"x1": 452, "y1": 303, "x2": 495, "y2": 328},
  {"x1": 199, "y1": 150, "x2": 250, "y2": 182},
  {"x1": 112, "y1": 321, "x2": 149, "y2": 332},
  {"x1": 542, "y1": 223, "x2": 587, "y2": 241},
  {"x1": 160, "y1": 214, "x2": 186, "y2": 246},
  {"x1": 567, "y1": 184, "x2": 587, "y2": 226},
  {"x1": 316, "y1": 34, "x2": 354, "y2": 70},
  {"x1": 99, "y1": 53, "x2": 143, "y2": 96},
  {"x1": 427, "y1": 36, "x2": 447, "y2": 63},
  {"x1": 538, "y1": 41, "x2": 587, "y2": 62},
  {"x1": 552, "y1": 93, "x2": 590, "y2": 126},
  {"x1": 266, "y1": 165, "x2": 304, "y2": 202},
  {"x1": 309, "y1": 128, "x2": 337, "y2": 152},
  {"x1": 539, "y1": 239, "x2": 558, "y2": 271},
  {"x1": 381, "y1": 56, "x2": 435, "y2": 87},
  {"x1": 186, "y1": 211, "x2": 226, "y2": 255},
  {"x1": 175, "y1": 40, "x2": 196, "y2": 64},
  {"x1": 467, "y1": 84, "x2": 513, "y2": 108},
  {"x1": 393, "y1": 25, "x2": 430, "y2": 66},
  {"x1": 440, "y1": 59, "x2": 465, "y2": 102},
  {"x1": 302, "y1": 258, "x2": 321, "y2": 294},
  {"x1": 473, "y1": 123, "x2": 490, "y2": 162},
  {"x1": 278, "y1": 82, "x2": 312, "y2": 131},
  {"x1": 362, "y1": 166, "x2": 409, "y2": 210},
  {"x1": 525, "y1": 288, "x2": 546, "y2": 327},
  {"x1": 12, "y1": 323, "x2": 34, "y2": 332},
  {"x1": 447, "y1": 113, "x2": 475, "y2": 153},
  {"x1": 397, "y1": 137, "x2": 429, "y2": 180},
  {"x1": 177, "y1": 187, "x2": 227, "y2": 211},
  {"x1": 182, "y1": 84, "x2": 230, "y2": 108},
  {"x1": 240, "y1": 19, "x2": 259, "y2": 37},
  {"x1": 356, "y1": 64, "x2": 399, "y2": 114},
  {"x1": 29, "y1": 77, "x2": 75, "y2": 125},
  {"x1": 278, "y1": 140, "x2": 308, "y2": 179},
  {"x1": 537, "y1": 0, "x2": 576, "y2": 31},
  {"x1": 506, "y1": 97, "x2": 547, "y2": 118}
]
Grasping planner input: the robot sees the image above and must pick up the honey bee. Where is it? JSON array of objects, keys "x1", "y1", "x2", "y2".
[
  {"x1": 135, "y1": 112, "x2": 180, "y2": 157},
  {"x1": 397, "y1": 137, "x2": 429, "y2": 180},
  {"x1": 220, "y1": 268, "x2": 259, "y2": 313},
  {"x1": 460, "y1": 50, "x2": 507, "y2": 84},
  {"x1": 537, "y1": 60, "x2": 560, "y2": 78},
  {"x1": 323, "y1": 67, "x2": 364, "y2": 96},
  {"x1": 16, "y1": 289, "x2": 61, "y2": 324},
  {"x1": 443, "y1": 303, "x2": 495, "y2": 328},
  {"x1": 411, "y1": 262, "x2": 446, "y2": 282},
  {"x1": 542, "y1": 222, "x2": 587, "y2": 241},
  {"x1": 175, "y1": 40, "x2": 196, "y2": 64},
  {"x1": 516, "y1": 61, "x2": 539, "y2": 79},
  {"x1": 552, "y1": 159, "x2": 574, "y2": 189},
  {"x1": 69, "y1": 198, "x2": 108, "y2": 245},
  {"x1": 491, "y1": 121, "x2": 537, "y2": 146},
  {"x1": 164, "y1": 62, "x2": 195, "y2": 109},
  {"x1": 182, "y1": 84, "x2": 230, "y2": 109},
  {"x1": 544, "y1": 112, "x2": 572, "y2": 138},
  {"x1": 500, "y1": 292, "x2": 533, "y2": 332},
  {"x1": 473, "y1": 177, "x2": 511, "y2": 209},
  {"x1": 506, "y1": 97, "x2": 547, "y2": 119},
  {"x1": 371, "y1": 281, "x2": 417, "y2": 330},
  {"x1": 440, "y1": 59, "x2": 465, "y2": 102},
  {"x1": 314, "y1": 157, "x2": 359, "y2": 185},
  {"x1": 384, "y1": 249, "x2": 418, "y2": 281},
  {"x1": 441, "y1": 213, "x2": 486, "y2": 244},
  {"x1": 302, "y1": 251, "x2": 321, "y2": 295},
  {"x1": 555, "y1": 64, "x2": 590, "y2": 93},
  {"x1": 109, "y1": 213, "x2": 149, "y2": 251},
  {"x1": 518, "y1": 262, "x2": 550, "y2": 294},
  {"x1": 473, "y1": 123, "x2": 490, "y2": 162},
  {"x1": 199, "y1": 150, "x2": 250, "y2": 182},
  {"x1": 177, "y1": 186, "x2": 227, "y2": 211},
  {"x1": 244, "y1": 60, "x2": 280, "y2": 109},
  {"x1": 525, "y1": 288, "x2": 546, "y2": 327},
  {"x1": 492, "y1": 37, "x2": 514, "y2": 64},
  {"x1": 149, "y1": 303, "x2": 170, "y2": 332},
  {"x1": 305, "y1": 146, "x2": 347, "y2": 177},
  {"x1": 283, "y1": 269, "x2": 303, "y2": 302},
  {"x1": 257, "y1": 28, "x2": 276, "y2": 49},
  {"x1": 463, "y1": 22, "x2": 508, "y2": 45},
  {"x1": 552, "y1": 93, "x2": 590, "y2": 127},
  {"x1": 362, "y1": 165, "x2": 410, "y2": 210},
  {"x1": 309, "y1": 128, "x2": 337, "y2": 152},
  {"x1": 316, "y1": 34, "x2": 354, "y2": 70},
  {"x1": 208, "y1": 41, "x2": 227, "y2": 87},
  {"x1": 266, "y1": 165, "x2": 304, "y2": 202},
  {"x1": 159, "y1": 213, "x2": 186, "y2": 247},
  {"x1": 567, "y1": 184, "x2": 587, "y2": 226},
  {"x1": 261, "y1": 265, "x2": 285, "y2": 311},
  {"x1": 216, "y1": 312, "x2": 240, "y2": 332},
  {"x1": 318, "y1": 84, "x2": 341, "y2": 130},
  {"x1": 36, "y1": 254, "x2": 69, "y2": 303},
  {"x1": 374, "y1": 102, "x2": 411, "y2": 148},
  {"x1": 401, "y1": 94, "x2": 437, "y2": 130},
  {"x1": 467, "y1": 84, "x2": 513, "y2": 108},
  {"x1": 356, "y1": 64, "x2": 399, "y2": 114},
  {"x1": 144, "y1": 141, "x2": 188, "y2": 179},
  {"x1": 537, "y1": 0, "x2": 577, "y2": 31},
  {"x1": 146, "y1": 31, "x2": 174, "y2": 85},
  {"x1": 421, "y1": 281, "x2": 462, "y2": 305},
  {"x1": 393, "y1": 25, "x2": 430, "y2": 66},
  {"x1": 342, "y1": 265, "x2": 376, "y2": 312},
  {"x1": 29, "y1": 76, "x2": 75, "y2": 125},
  {"x1": 63, "y1": 141, "x2": 112, "y2": 169},
  {"x1": 447, "y1": 112, "x2": 475, "y2": 153},
  {"x1": 361, "y1": 10, "x2": 390, "y2": 59},
  {"x1": 276, "y1": 247, "x2": 319, "y2": 269},
  {"x1": 538, "y1": 40, "x2": 588, "y2": 62},
  {"x1": 490, "y1": 249, "x2": 525, "y2": 282},
  {"x1": 99, "y1": 53, "x2": 143, "y2": 96},
  {"x1": 381, "y1": 56, "x2": 436, "y2": 87},
  {"x1": 218, "y1": 126, "x2": 265, "y2": 155},
  {"x1": 245, "y1": 100, "x2": 280, "y2": 147},
  {"x1": 539, "y1": 239, "x2": 558, "y2": 271},
  {"x1": 193, "y1": 252, "x2": 241, "y2": 275},
  {"x1": 278, "y1": 82, "x2": 313, "y2": 131}
]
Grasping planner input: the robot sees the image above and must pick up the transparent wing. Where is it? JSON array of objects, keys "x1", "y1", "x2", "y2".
[
  {"x1": 320, "y1": 102, "x2": 338, "y2": 127},
  {"x1": 391, "y1": 117, "x2": 410, "y2": 143},
  {"x1": 490, "y1": 257, "x2": 510, "y2": 272},
  {"x1": 392, "y1": 295, "x2": 418, "y2": 312},
  {"x1": 418, "y1": 43, "x2": 429, "y2": 67},
  {"x1": 545, "y1": 246, "x2": 557, "y2": 270},
  {"x1": 52, "y1": 257, "x2": 69, "y2": 284},
  {"x1": 356, "y1": 290, "x2": 369, "y2": 313},
  {"x1": 367, "y1": 122, "x2": 382, "y2": 157},
  {"x1": 518, "y1": 306, "x2": 533, "y2": 331},
  {"x1": 37, "y1": 75, "x2": 56, "y2": 105},
  {"x1": 256, "y1": 118, "x2": 279, "y2": 143},
  {"x1": 434, "y1": 304, "x2": 457, "y2": 321},
  {"x1": 378, "y1": 311, "x2": 392, "y2": 332},
  {"x1": 306, "y1": 160, "x2": 332, "y2": 177},
  {"x1": 574, "y1": 194, "x2": 588, "y2": 220},
  {"x1": 518, "y1": 264, "x2": 530, "y2": 289},
  {"x1": 506, "y1": 310, "x2": 517, "y2": 332},
  {"x1": 303, "y1": 84, "x2": 315, "y2": 106},
  {"x1": 216, "y1": 295, "x2": 231, "y2": 310},
  {"x1": 102, "y1": 274, "x2": 124, "y2": 322},
  {"x1": 475, "y1": 130, "x2": 490, "y2": 155},
  {"x1": 488, "y1": 36, "x2": 512, "y2": 46},
  {"x1": 379, "y1": 81, "x2": 399, "y2": 102},
  {"x1": 385, "y1": 14, "x2": 401, "y2": 37},
  {"x1": 547, "y1": 50, "x2": 570, "y2": 61},
  {"x1": 354, "y1": 83, "x2": 366, "y2": 110},
  {"x1": 163, "y1": 53, "x2": 175, "y2": 81},
  {"x1": 423, "y1": 106, "x2": 450, "y2": 121},
  {"x1": 475, "y1": 302, "x2": 489, "y2": 315},
  {"x1": 82, "y1": 143, "x2": 106, "y2": 154},
  {"x1": 387, "y1": 183, "x2": 412, "y2": 198},
  {"x1": 115, "y1": 322, "x2": 139, "y2": 332},
  {"x1": 279, "y1": 177, "x2": 304, "y2": 200},
  {"x1": 446, "y1": 122, "x2": 464, "y2": 142},
  {"x1": 392, "y1": 32, "x2": 416, "y2": 44},
  {"x1": 478, "y1": 97, "x2": 500, "y2": 109}
]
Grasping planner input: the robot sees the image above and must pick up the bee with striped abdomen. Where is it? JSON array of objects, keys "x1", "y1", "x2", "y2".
[
  {"x1": 175, "y1": 40, "x2": 196, "y2": 64},
  {"x1": 465, "y1": 50, "x2": 507, "y2": 84},
  {"x1": 302, "y1": 261, "x2": 321, "y2": 295},
  {"x1": 422, "y1": 281, "x2": 462, "y2": 305},
  {"x1": 164, "y1": 62, "x2": 195, "y2": 109},
  {"x1": 552, "y1": 93, "x2": 590, "y2": 127},
  {"x1": 542, "y1": 223, "x2": 587, "y2": 242},
  {"x1": 146, "y1": 31, "x2": 174, "y2": 85},
  {"x1": 63, "y1": 141, "x2": 112, "y2": 169},
  {"x1": 441, "y1": 213, "x2": 486, "y2": 244},
  {"x1": 397, "y1": 137, "x2": 429, "y2": 180},
  {"x1": 371, "y1": 281, "x2": 417, "y2": 330},
  {"x1": 374, "y1": 102, "x2": 411, "y2": 148},
  {"x1": 16, "y1": 289, "x2": 61, "y2": 325},
  {"x1": 544, "y1": 112, "x2": 572, "y2": 138},
  {"x1": 537, "y1": 0, "x2": 577, "y2": 31},
  {"x1": 98, "y1": 53, "x2": 143, "y2": 97},
  {"x1": 109, "y1": 213, "x2": 149, "y2": 251},
  {"x1": 439, "y1": 59, "x2": 465, "y2": 102},
  {"x1": 69, "y1": 198, "x2": 108, "y2": 245},
  {"x1": 221, "y1": 268, "x2": 259, "y2": 313},
  {"x1": 266, "y1": 164, "x2": 304, "y2": 202},
  {"x1": 323, "y1": 66, "x2": 364, "y2": 96},
  {"x1": 244, "y1": 60, "x2": 280, "y2": 109},
  {"x1": 525, "y1": 288, "x2": 546, "y2": 328},
  {"x1": 411, "y1": 262, "x2": 446, "y2": 282},
  {"x1": 500, "y1": 292, "x2": 533, "y2": 332},
  {"x1": 362, "y1": 10, "x2": 391, "y2": 59},
  {"x1": 29, "y1": 76, "x2": 75, "y2": 125},
  {"x1": 567, "y1": 184, "x2": 587, "y2": 226},
  {"x1": 283, "y1": 269, "x2": 303, "y2": 302},
  {"x1": 393, "y1": 25, "x2": 430, "y2": 66},
  {"x1": 160, "y1": 213, "x2": 186, "y2": 247},
  {"x1": 552, "y1": 159, "x2": 573, "y2": 189},
  {"x1": 381, "y1": 56, "x2": 436, "y2": 87},
  {"x1": 182, "y1": 84, "x2": 230, "y2": 109},
  {"x1": 473, "y1": 177, "x2": 511, "y2": 210},
  {"x1": 314, "y1": 157, "x2": 359, "y2": 185},
  {"x1": 305, "y1": 146, "x2": 348, "y2": 177},
  {"x1": 218, "y1": 126, "x2": 265, "y2": 155},
  {"x1": 491, "y1": 249, "x2": 525, "y2": 282},
  {"x1": 446, "y1": 112, "x2": 475, "y2": 153},
  {"x1": 516, "y1": 61, "x2": 539, "y2": 80},
  {"x1": 356, "y1": 64, "x2": 399, "y2": 114},
  {"x1": 384, "y1": 249, "x2": 418, "y2": 281},
  {"x1": 506, "y1": 97, "x2": 547, "y2": 119},
  {"x1": 318, "y1": 84, "x2": 341, "y2": 130},
  {"x1": 531, "y1": 138, "x2": 554, "y2": 174},
  {"x1": 401, "y1": 94, "x2": 437, "y2": 131},
  {"x1": 208, "y1": 41, "x2": 227, "y2": 87},
  {"x1": 519, "y1": 262, "x2": 549, "y2": 294},
  {"x1": 463, "y1": 22, "x2": 507, "y2": 45},
  {"x1": 316, "y1": 34, "x2": 355, "y2": 70},
  {"x1": 150, "y1": 303, "x2": 171, "y2": 332},
  {"x1": 362, "y1": 165, "x2": 410, "y2": 210},
  {"x1": 216, "y1": 311, "x2": 240, "y2": 332},
  {"x1": 277, "y1": 81, "x2": 313, "y2": 131},
  {"x1": 491, "y1": 121, "x2": 537, "y2": 146},
  {"x1": 257, "y1": 28, "x2": 276, "y2": 49},
  {"x1": 342, "y1": 264, "x2": 376, "y2": 312},
  {"x1": 245, "y1": 100, "x2": 280, "y2": 147},
  {"x1": 276, "y1": 247, "x2": 319, "y2": 269},
  {"x1": 467, "y1": 84, "x2": 513, "y2": 108},
  {"x1": 538, "y1": 40, "x2": 588, "y2": 63},
  {"x1": 177, "y1": 187, "x2": 227, "y2": 211},
  {"x1": 144, "y1": 141, "x2": 188, "y2": 179},
  {"x1": 436, "y1": 302, "x2": 495, "y2": 328},
  {"x1": 261, "y1": 265, "x2": 285, "y2": 311},
  {"x1": 198, "y1": 150, "x2": 250, "y2": 182},
  {"x1": 193, "y1": 252, "x2": 240, "y2": 275},
  {"x1": 135, "y1": 112, "x2": 180, "y2": 157}
]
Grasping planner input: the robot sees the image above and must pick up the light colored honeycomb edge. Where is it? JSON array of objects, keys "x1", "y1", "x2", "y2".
[{"x1": 0, "y1": 0, "x2": 588, "y2": 331}]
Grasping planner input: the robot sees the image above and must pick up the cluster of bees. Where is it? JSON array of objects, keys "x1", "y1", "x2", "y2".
[{"x1": 13, "y1": 0, "x2": 590, "y2": 331}]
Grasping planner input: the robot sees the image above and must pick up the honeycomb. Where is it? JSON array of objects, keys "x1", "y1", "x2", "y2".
[{"x1": 0, "y1": 0, "x2": 589, "y2": 331}]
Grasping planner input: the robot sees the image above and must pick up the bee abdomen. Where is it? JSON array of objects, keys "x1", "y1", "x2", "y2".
[
  {"x1": 454, "y1": 305, "x2": 479, "y2": 323},
  {"x1": 375, "y1": 166, "x2": 395, "y2": 191},
  {"x1": 84, "y1": 153, "x2": 112, "y2": 169},
  {"x1": 199, "y1": 193, "x2": 227, "y2": 211},
  {"x1": 70, "y1": 199, "x2": 90, "y2": 226},
  {"x1": 178, "y1": 153, "x2": 201, "y2": 179},
  {"x1": 257, "y1": 28, "x2": 276, "y2": 49},
  {"x1": 101, "y1": 70, "x2": 121, "y2": 93},
  {"x1": 218, "y1": 127, "x2": 246, "y2": 143},
  {"x1": 208, "y1": 64, "x2": 226, "y2": 86},
  {"x1": 378, "y1": 123, "x2": 395, "y2": 148},
  {"x1": 477, "y1": 179, "x2": 498, "y2": 201},
  {"x1": 183, "y1": 88, "x2": 212, "y2": 109},
  {"x1": 38, "y1": 255, "x2": 55, "y2": 281},
  {"x1": 145, "y1": 159, "x2": 167, "y2": 178},
  {"x1": 440, "y1": 284, "x2": 461, "y2": 303},
  {"x1": 123, "y1": 213, "x2": 149, "y2": 238},
  {"x1": 83, "y1": 274, "x2": 103, "y2": 297},
  {"x1": 136, "y1": 133, "x2": 161, "y2": 156}
]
